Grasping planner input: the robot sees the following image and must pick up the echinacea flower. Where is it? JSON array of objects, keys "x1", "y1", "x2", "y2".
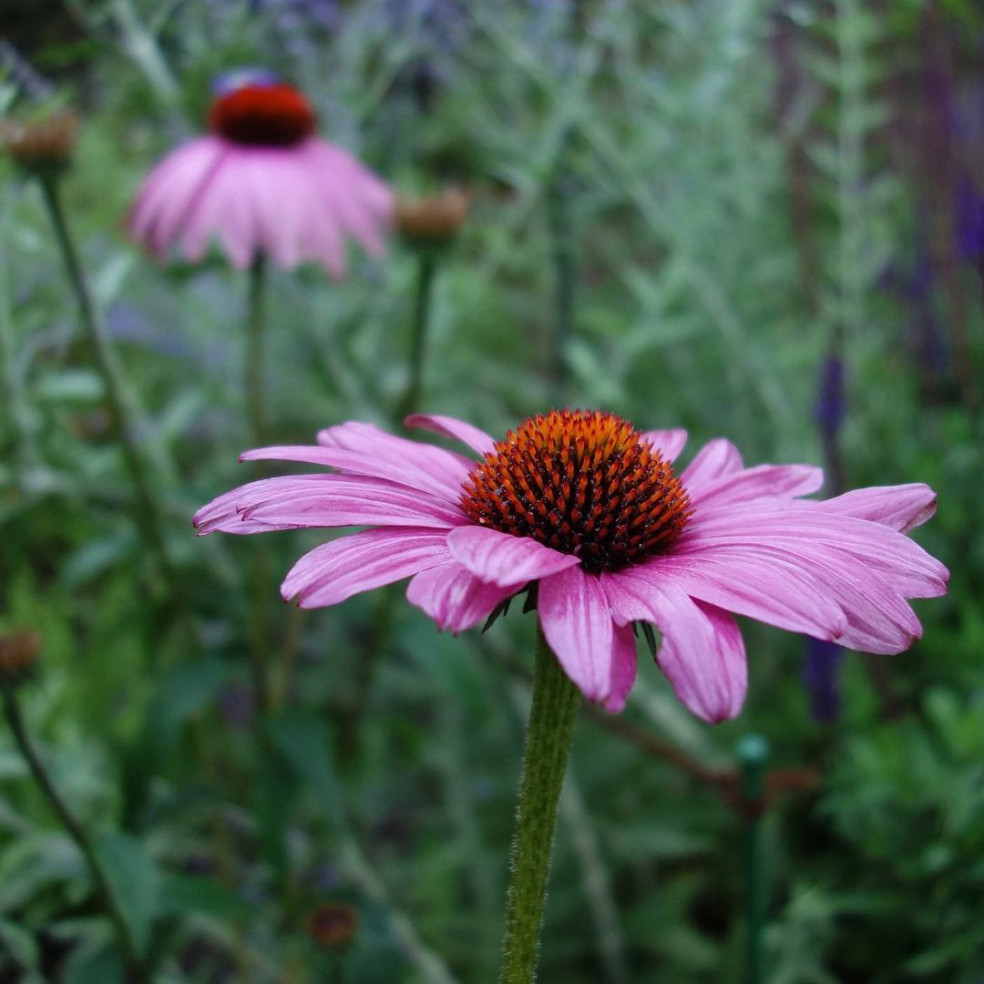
[
  {"x1": 128, "y1": 71, "x2": 392, "y2": 274},
  {"x1": 194, "y1": 410, "x2": 948, "y2": 722}
]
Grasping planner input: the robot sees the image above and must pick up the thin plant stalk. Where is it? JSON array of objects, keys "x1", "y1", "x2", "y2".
[
  {"x1": 498, "y1": 629, "x2": 581, "y2": 984},
  {"x1": 244, "y1": 252, "x2": 275, "y2": 712},
  {"x1": 1, "y1": 686, "x2": 149, "y2": 982},
  {"x1": 737, "y1": 734, "x2": 769, "y2": 984},
  {"x1": 547, "y1": 171, "x2": 575, "y2": 408},
  {"x1": 245, "y1": 251, "x2": 270, "y2": 446},
  {"x1": 37, "y1": 175, "x2": 177, "y2": 596},
  {"x1": 398, "y1": 250, "x2": 438, "y2": 420}
]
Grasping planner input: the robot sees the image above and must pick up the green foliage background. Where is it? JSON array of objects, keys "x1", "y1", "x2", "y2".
[{"x1": 1, "y1": 0, "x2": 982, "y2": 981}]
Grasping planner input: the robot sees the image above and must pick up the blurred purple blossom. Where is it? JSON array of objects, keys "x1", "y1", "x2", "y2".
[
  {"x1": 955, "y1": 177, "x2": 984, "y2": 262},
  {"x1": 803, "y1": 638, "x2": 844, "y2": 722},
  {"x1": 814, "y1": 353, "x2": 845, "y2": 443}
]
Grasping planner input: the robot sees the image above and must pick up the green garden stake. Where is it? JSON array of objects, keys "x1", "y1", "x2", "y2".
[{"x1": 737, "y1": 734, "x2": 769, "y2": 984}]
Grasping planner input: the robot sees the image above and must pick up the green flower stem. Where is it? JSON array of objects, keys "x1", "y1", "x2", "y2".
[
  {"x1": 499, "y1": 629, "x2": 581, "y2": 984},
  {"x1": 245, "y1": 252, "x2": 269, "y2": 446},
  {"x1": 1, "y1": 686, "x2": 149, "y2": 982},
  {"x1": 37, "y1": 175, "x2": 177, "y2": 597},
  {"x1": 737, "y1": 734, "x2": 769, "y2": 984},
  {"x1": 398, "y1": 250, "x2": 438, "y2": 420}
]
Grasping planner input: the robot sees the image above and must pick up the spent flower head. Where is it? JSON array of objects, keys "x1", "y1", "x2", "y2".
[
  {"x1": 195, "y1": 409, "x2": 947, "y2": 722},
  {"x1": 395, "y1": 187, "x2": 471, "y2": 250},
  {"x1": 1, "y1": 105, "x2": 79, "y2": 178},
  {"x1": 0, "y1": 629, "x2": 41, "y2": 691}
]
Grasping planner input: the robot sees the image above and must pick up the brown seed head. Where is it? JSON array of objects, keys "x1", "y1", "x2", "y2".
[
  {"x1": 460, "y1": 410, "x2": 691, "y2": 575},
  {"x1": 0, "y1": 629, "x2": 41, "y2": 690},
  {"x1": 2, "y1": 108, "x2": 79, "y2": 173},
  {"x1": 305, "y1": 902, "x2": 359, "y2": 949},
  {"x1": 395, "y1": 187, "x2": 471, "y2": 246}
]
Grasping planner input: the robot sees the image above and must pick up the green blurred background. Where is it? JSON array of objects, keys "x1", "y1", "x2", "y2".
[{"x1": 1, "y1": 1, "x2": 982, "y2": 981}]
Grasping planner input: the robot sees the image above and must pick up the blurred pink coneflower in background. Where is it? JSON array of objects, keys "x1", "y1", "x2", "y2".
[{"x1": 128, "y1": 71, "x2": 392, "y2": 274}]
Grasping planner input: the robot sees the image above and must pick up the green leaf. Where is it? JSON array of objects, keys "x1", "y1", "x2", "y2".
[
  {"x1": 93, "y1": 832, "x2": 161, "y2": 958},
  {"x1": 0, "y1": 917, "x2": 41, "y2": 974},
  {"x1": 265, "y1": 711, "x2": 340, "y2": 823},
  {"x1": 158, "y1": 873, "x2": 252, "y2": 923},
  {"x1": 146, "y1": 656, "x2": 231, "y2": 754},
  {"x1": 62, "y1": 940, "x2": 126, "y2": 984}
]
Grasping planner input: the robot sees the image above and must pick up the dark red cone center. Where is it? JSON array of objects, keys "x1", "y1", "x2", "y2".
[
  {"x1": 208, "y1": 83, "x2": 316, "y2": 147},
  {"x1": 460, "y1": 410, "x2": 691, "y2": 574}
]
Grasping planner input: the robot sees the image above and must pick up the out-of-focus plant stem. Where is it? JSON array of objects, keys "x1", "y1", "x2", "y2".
[
  {"x1": 398, "y1": 250, "x2": 438, "y2": 420},
  {"x1": 547, "y1": 163, "x2": 575, "y2": 408},
  {"x1": 499, "y1": 630, "x2": 580, "y2": 984},
  {"x1": 244, "y1": 252, "x2": 276, "y2": 713},
  {"x1": 737, "y1": 734, "x2": 769, "y2": 984},
  {"x1": 1, "y1": 686, "x2": 149, "y2": 982},
  {"x1": 38, "y1": 174, "x2": 179, "y2": 602}
]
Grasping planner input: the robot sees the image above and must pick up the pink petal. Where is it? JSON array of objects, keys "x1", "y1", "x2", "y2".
[
  {"x1": 406, "y1": 561, "x2": 519, "y2": 633},
  {"x1": 446, "y1": 526, "x2": 580, "y2": 587},
  {"x1": 537, "y1": 567, "x2": 615, "y2": 705},
  {"x1": 194, "y1": 474, "x2": 464, "y2": 534},
  {"x1": 602, "y1": 623, "x2": 638, "y2": 713},
  {"x1": 691, "y1": 464, "x2": 824, "y2": 510},
  {"x1": 602, "y1": 574, "x2": 746, "y2": 723},
  {"x1": 680, "y1": 438, "x2": 744, "y2": 491},
  {"x1": 816, "y1": 484, "x2": 938, "y2": 533},
  {"x1": 312, "y1": 422, "x2": 474, "y2": 501},
  {"x1": 404, "y1": 414, "x2": 496, "y2": 456},
  {"x1": 640, "y1": 428, "x2": 688, "y2": 463},
  {"x1": 281, "y1": 528, "x2": 450, "y2": 608},
  {"x1": 685, "y1": 504, "x2": 948, "y2": 597},
  {"x1": 624, "y1": 552, "x2": 848, "y2": 639}
]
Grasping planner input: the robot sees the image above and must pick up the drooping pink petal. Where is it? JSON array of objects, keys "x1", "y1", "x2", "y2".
[
  {"x1": 602, "y1": 574, "x2": 746, "y2": 723},
  {"x1": 684, "y1": 504, "x2": 949, "y2": 598},
  {"x1": 602, "y1": 623, "x2": 638, "y2": 713},
  {"x1": 680, "y1": 438, "x2": 744, "y2": 491},
  {"x1": 281, "y1": 528, "x2": 450, "y2": 608},
  {"x1": 640, "y1": 429, "x2": 688, "y2": 463},
  {"x1": 404, "y1": 414, "x2": 496, "y2": 457},
  {"x1": 537, "y1": 567, "x2": 615, "y2": 705},
  {"x1": 690, "y1": 463, "x2": 824, "y2": 510},
  {"x1": 129, "y1": 138, "x2": 230, "y2": 260},
  {"x1": 446, "y1": 527, "x2": 580, "y2": 587},
  {"x1": 194, "y1": 474, "x2": 464, "y2": 534},
  {"x1": 815, "y1": 483, "x2": 938, "y2": 533},
  {"x1": 623, "y1": 552, "x2": 848, "y2": 639},
  {"x1": 406, "y1": 561, "x2": 519, "y2": 633}
]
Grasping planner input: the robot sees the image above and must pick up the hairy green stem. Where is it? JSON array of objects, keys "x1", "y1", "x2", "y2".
[
  {"x1": 738, "y1": 734, "x2": 769, "y2": 984},
  {"x1": 499, "y1": 630, "x2": 581, "y2": 984},
  {"x1": 38, "y1": 175, "x2": 177, "y2": 596},
  {"x1": 2, "y1": 687, "x2": 149, "y2": 981},
  {"x1": 398, "y1": 251, "x2": 438, "y2": 420}
]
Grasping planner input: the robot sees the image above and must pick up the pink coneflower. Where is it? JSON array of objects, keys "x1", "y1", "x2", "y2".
[
  {"x1": 128, "y1": 72, "x2": 392, "y2": 274},
  {"x1": 194, "y1": 409, "x2": 948, "y2": 722}
]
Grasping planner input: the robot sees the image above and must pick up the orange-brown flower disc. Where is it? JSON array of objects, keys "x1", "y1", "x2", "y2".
[
  {"x1": 460, "y1": 410, "x2": 691, "y2": 574},
  {"x1": 208, "y1": 83, "x2": 316, "y2": 147}
]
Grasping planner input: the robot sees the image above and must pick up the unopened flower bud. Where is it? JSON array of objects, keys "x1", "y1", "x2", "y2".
[
  {"x1": 0, "y1": 629, "x2": 41, "y2": 690},
  {"x1": 305, "y1": 902, "x2": 359, "y2": 949},
  {"x1": 395, "y1": 187, "x2": 471, "y2": 249},
  {"x1": 1, "y1": 107, "x2": 79, "y2": 178}
]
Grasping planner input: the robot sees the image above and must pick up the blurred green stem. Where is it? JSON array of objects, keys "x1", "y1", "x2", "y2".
[
  {"x1": 499, "y1": 630, "x2": 581, "y2": 984},
  {"x1": 1, "y1": 687, "x2": 149, "y2": 982},
  {"x1": 398, "y1": 251, "x2": 438, "y2": 420},
  {"x1": 547, "y1": 169, "x2": 575, "y2": 407},
  {"x1": 245, "y1": 252, "x2": 270, "y2": 446},
  {"x1": 38, "y1": 175, "x2": 178, "y2": 598},
  {"x1": 738, "y1": 734, "x2": 769, "y2": 984}
]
